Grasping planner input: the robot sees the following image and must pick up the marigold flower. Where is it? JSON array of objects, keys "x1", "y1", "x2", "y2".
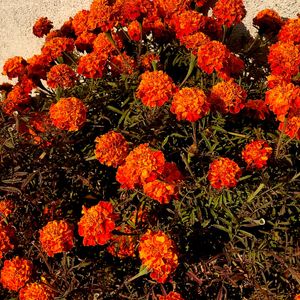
[
  {"x1": 72, "y1": 10, "x2": 90, "y2": 36},
  {"x1": 158, "y1": 291, "x2": 185, "y2": 300},
  {"x1": 180, "y1": 32, "x2": 210, "y2": 55},
  {"x1": 78, "y1": 201, "x2": 118, "y2": 246},
  {"x1": 208, "y1": 157, "x2": 242, "y2": 189},
  {"x1": 242, "y1": 140, "x2": 272, "y2": 169},
  {"x1": 142, "y1": 16, "x2": 167, "y2": 39},
  {"x1": 128, "y1": 20, "x2": 142, "y2": 41},
  {"x1": 42, "y1": 37, "x2": 74, "y2": 61},
  {"x1": 266, "y1": 74, "x2": 289, "y2": 89},
  {"x1": 2, "y1": 56, "x2": 27, "y2": 79},
  {"x1": 93, "y1": 32, "x2": 123, "y2": 56},
  {"x1": 136, "y1": 70, "x2": 177, "y2": 107},
  {"x1": 0, "y1": 200, "x2": 15, "y2": 220},
  {"x1": 279, "y1": 113, "x2": 300, "y2": 140},
  {"x1": 47, "y1": 64, "x2": 77, "y2": 89},
  {"x1": 116, "y1": 0, "x2": 147, "y2": 24},
  {"x1": 244, "y1": 99, "x2": 269, "y2": 120},
  {"x1": 33, "y1": 17, "x2": 53, "y2": 38},
  {"x1": 45, "y1": 30, "x2": 63, "y2": 42},
  {"x1": 49, "y1": 97, "x2": 87, "y2": 131},
  {"x1": 138, "y1": 230, "x2": 178, "y2": 283},
  {"x1": 171, "y1": 87, "x2": 210, "y2": 122},
  {"x1": 161, "y1": 162, "x2": 183, "y2": 183},
  {"x1": 0, "y1": 223, "x2": 15, "y2": 259},
  {"x1": 19, "y1": 282, "x2": 54, "y2": 300},
  {"x1": 26, "y1": 54, "x2": 51, "y2": 80},
  {"x1": 110, "y1": 52, "x2": 136, "y2": 76},
  {"x1": 295, "y1": 294, "x2": 300, "y2": 300},
  {"x1": 195, "y1": 0, "x2": 206, "y2": 7},
  {"x1": 278, "y1": 18, "x2": 300, "y2": 44},
  {"x1": 153, "y1": 0, "x2": 190, "y2": 18},
  {"x1": 116, "y1": 143, "x2": 165, "y2": 189},
  {"x1": 253, "y1": 9, "x2": 283, "y2": 34},
  {"x1": 95, "y1": 131, "x2": 129, "y2": 167},
  {"x1": 212, "y1": 0, "x2": 246, "y2": 27},
  {"x1": 210, "y1": 79, "x2": 247, "y2": 114},
  {"x1": 39, "y1": 220, "x2": 74, "y2": 257},
  {"x1": 60, "y1": 17, "x2": 74, "y2": 37},
  {"x1": 140, "y1": 53, "x2": 160, "y2": 70},
  {"x1": 0, "y1": 257, "x2": 33, "y2": 291},
  {"x1": 143, "y1": 180, "x2": 177, "y2": 204},
  {"x1": 75, "y1": 32, "x2": 97, "y2": 52}
]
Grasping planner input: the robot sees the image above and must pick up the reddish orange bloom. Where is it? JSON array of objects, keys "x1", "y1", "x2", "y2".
[
  {"x1": 39, "y1": 220, "x2": 74, "y2": 257},
  {"x1": 143, "y1": 180, "x2": 177, "y2": 204},
  {"x1": 244, "y1": 100, "x2": 269, "y2": 120},
  {"x1": 153, "y1": 0, "x2": 190, "y2": 18},
  {"x1": 213, "y1": 0, "x2": 246, "y2": 27},
  {"x1": 26, "y1": 54, "x2": 51, "y2": 80},
  {"x1": 2, "y1": 56, "x2": 27, "y2": 79},
  {"x1": 158, "y1": 291, "x2": 185, "y2": 300},
  {"x1": 210, "y1": 79, "x2": 247, "y2": 114},
  {"x1": 0, "y1": 200, "x2": 15, "y2": 220},
  {"x1": 253, "y1": 9, "x2": 283, "y2": 34},
  {"x1": 45, "y1": 30, "x2": 63, "y2": 41},
  {"x1": 75, "y1": 32, "x2": 97, "y2": 52},
  {"x1": 72, "y1": 10, "x2": 90, "y2": 36},
  {"x1": 279, "y1": 113, "x2": 300, "y2": 140},
  {"x1": 93, "y1": 32, "x2": 123, "y2": 56},
  {"x1": 128, "y1": 20, "x2": 142, "y2": 41},
  {"x1": 33, "y1": 17, "x2": 53, "y2": 38},
  {"x1": 0, "y1": 223, "x2": 15, "y2": 259},
  {"x1": 42, "y1": 37, "x2": 74, "y2": 61},
  {"x1": 78, "y1": 201, "x2": 118, "y2": 246},
  {"x1": 161, "y1": 162, "x2": 183, "y2": 184},
  {"x1": 142, "y1": 16, "x2": 168, "y2": 39},
  {"x1": 138, "y1": 230, "x2": 178, "y2": 283},
  {"x1": 95, "y1": 131, "x2": 129, "y2": 167},
  {"x1": 208, "y1": 157, "x2": 242, "y2": 189},
  {"x1": 266, "y1": 74, "x2": 289, "y2": 89},
  {"x1": 278, "y1": 18, "x2": 300, "y2": 44},
  {"x1": 116, "y1": 0, "x2": 148, "y2": 24},
  {"x1": 136, "y1": 70, "x2": 177, "y2": 107},
  {"x1": 140, "y1": 53, "x2": 160, "y2": 70},
  {"x1": 0, "y1": 257, "x2": 33, "y2": 291},
  {"x1": 110, "y1": 52, "x2": 136, "y2": 76},
  {"x1": 171, "y1": 87, "x2": 210, "y2": 122},
  {"x1": 47, "y1": 64, "x2": 77, "y2": 89},
  {"x1": 60, "y1": 17, "x2": 74, "y2": 37},
  {"x1": 295, "y1": 294, "x2": 300, "y2": 300},
  {"x1": 180, "y1": 32, "x2": 210, "y2": 55},
  {"x1": 49, "y1": 97, "x2": 87, "y2": 131},
  {"x1": 116, "y1": 143, "x2": 166, "y2": 189},
  {"x1": 19, "y1": 282, "x2": 54, "y2": 300},
  {"x1": 242, "y1": 140, "x2": 272, "y2": 169}
]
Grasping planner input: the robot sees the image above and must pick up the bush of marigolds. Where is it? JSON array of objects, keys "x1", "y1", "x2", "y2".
[{"x1": 0, "y1": 0, "x2": 300, "y2": 299}]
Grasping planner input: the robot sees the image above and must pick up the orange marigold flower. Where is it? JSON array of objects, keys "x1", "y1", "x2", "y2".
[
  {"x1": 295, "y1": 294, "x2": 300, "y2": 300},
  {"x1": 195, "y1": 0, "x2": 206, "y2": 7},
  {"x1": 0, "y1": 223, "x2": 15, "y2": 259},
  {"x1": 128, "y1": 20, "x2": 142, "y2": 41},
  {"x1": 72, "y1": 10, "x2": 90, "y2": 36},
  {"x1": 170, "y1": 87, "x2": 210, "y2": 122},
  {"x1": 0, "y1": 200, "x2": 15, "y2": 220},
  {"x1": 45, "y1": 30, "x2": 63, "y2": 42},
  {"x1": 279, "y1": 113, "x2": 300, "y2": 140},
  {"x1": 0, "y1": 257, "x2": 33, "y2": 291},
  {"x1": 265, "y1": 83, "x2": 300, "y2": 122},
  {"x1": 39, "y1": 220, "x2": 74, "y2": 257},
  {"x1": 268, "y1": 41, "x2": 300, "y2": 81},
  {"x1": 242, "y1": 140, "x2": 272, "y2": 169},
  {"x1": 158, "y1": 291, "x2": 185, "y2": 300},
  {"x1": 142, "y1": 16, "x2": 168, "y2": 39},
  {"x1": 26, "y1": 54, "x2": 51, "y2": 80},
  {"x1": 75, "y1": 32, "x2": 97, "y2": 52},
  {"x1": 244, "y1": 99, "x2": 269, "y2": 120},
  {"x1": 253, "y1": 9, "x2": 283, "y2": 34},
  {"x1": 140, "y1": 53, "x2": 160, "y2": 70},
  {"x1": 161, "y1": 162, "x2": 183, "y2": 183},
  {"x1": 116, "y1": 143, "x2": 166, "y2": 189},
  {"x1": 47, "y1": 64, "x2": 77, "y2": 89},
  {"x1": 110, "y1": 52, "x2": 136, "y2": 76},
  {"x1": 136, "y1": 70, "x2": 177, "y2": 107},
  {"x1": 278, "y1": 18, "x2": 300, "y2": 44},
  {"x1": 266, "y1": 74, "x2": 289, "y2": 89},
  {"x1": 19, "y1": 282, "x2": 54, "y2": 300},
  {"x1": 33, "y1": 17, "x2": 53, "y2": 38},
  {"x1": 60, "y1": 17, "x2": 75, "y2": 38},
  {"x1": 208, "y1": 157, "x2": 242, "y2": 189},
  {"x1": 212, "y1": 0, "x2": 246, "y2": 28},
  {"x1": 42, "y1": 37, "x2": 74, "y2": 61},
  {"x1": 95, "y1": 131, "x2": 129, "y2": 167},
  {"x1": 2, "y1": 56, "x2": 27, "y2": 79},
  {"x1": 116, "y1": 0, "x2": 146, "y2": 24},
  {"x1": 153, "y1": 0, "x2": 190, "y2": 18},
  {"x1": 78, "y1": 201, "x2": 118, "y2": 246},
  {"x1": 180, "y1": 32, "x2": 210, "y2": 55},
  {"x1": 93, "y1": 32, "x2": 123, "y2": 56},
  {"x1": 143, "y1": 180, "x2": 177, "y2": 204},
  {"x1": 210, "y1": 79, "x2": 247, "y2": 114},
  {"x1": 138, "y1": 230, "x2": 178, "y2": 283},
  {"x1": 49, "y1": 97, "x2": 87, "y2": 131}
]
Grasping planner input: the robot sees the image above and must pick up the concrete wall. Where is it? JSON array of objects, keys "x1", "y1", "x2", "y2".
[{"x1": 0, "y1": 0, "x2": 299, "y2": 82}]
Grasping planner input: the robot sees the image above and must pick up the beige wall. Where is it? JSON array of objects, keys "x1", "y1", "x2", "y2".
[{"x1": 0, "y1": 0, "x2": 299, "y2": 82}]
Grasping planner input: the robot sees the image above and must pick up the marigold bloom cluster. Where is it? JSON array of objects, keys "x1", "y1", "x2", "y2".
[
  {"x1": 26, "y1": 54, "x2": 51, "y2": 80},
  {"x1": 78, "y1": 201, "x2": 118, "y2": 246},
  {"x1": 95, "y1": 131, "x2": 129, "y2": 167},
  {"x1": 42, "y1": 37, "x2": 74, "y2": 61},
  {"x1": 128, "y1": 20, "x2": 142, "y2": 41},
  {"x1": 39, "y1": 220, "x2": 74, "y2": 256},
  {"x1": 295, "y1": 294, "x2": 300, "y2": 300},
  {"x1": 110, "y1": 52, "x2": 136, "y2": 76},
  {"x1": 75, "y1": 31, "x2": 97, "y2": 52},
  {"x1": 93, "y1": 33, "x2": 122, "y2": 56},
  {"x1": 180, "y1": 31, "x2": 210, "y2": 55},
  {"x1": 208, "y1": 157, "x2": 242, "y2": 189},
  {"x1": 253, "y1": 9, "x2": 283, "y2": 34},
  {"x1": 244, "y1": 99, "x2": 269, "y2": 120},
  {"x1": 242, "y1": 140, "x2": 272, "y2": 169},
  {"x1": 136, "y1": 71, "x2": 177, "y2": 107},
  {"x1": 0, "y1": 257, "x2": 33, "y2": 291},
  {"x1": 171, "y1": 87, "x2": 210, "y2": 122},
  {"x1": 116, "y1": 143, "x2": 165, "y2": 189},
  {"x1": 138, "y1": 230, "x2": 178, "y2": 283},
  {"x1": 279, "y1": 113, "x2": 300, "y2": 140},
  {"x1": 0, "y1": 200, "x2": 15, "y2": 219},
  {"x1": 210, "y1": 80, "x2": 247, "y2": 114},
  {"x1": 140, "y1": 53, "x2": 160, "y2": 70},
  {"x1": 158, "y1": 291, "x2": 185, "y2": 300},
  {"x1": 77, "y1": 52, "x2": 107, "y2": 79},
  {"x1": 278, "y1": 18, "x2": 300, "y2": 44},
  {"x1": 47, "y1": 64, "x2": 77, "y2": 89},
  {"x1": 49, "y1": 97, "x2": 87, "y2": 131},
  {"x1": 72, "y1": 9, "x2": 90, "y2": 36},
  {"x1": 2, "y1": 56, "x2": 27, "y2": 79},
  {"x1": 154, "y1": 0, "x2": 190, "y2": 18},
  {"x1": 143, "y1": 180, "x2": 177, "y2": 204},
  {"x1": 19, "y1": 282, "x2": 54, "y2": 300},
  {"x1": 0, "y1": 222, "x2": 15, "y2": 259},
  {"x1": 33, "y1": 17, "x2": 53, "y2": 38}
]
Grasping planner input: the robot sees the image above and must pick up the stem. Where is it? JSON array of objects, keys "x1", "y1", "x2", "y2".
[{"x1": 180, "y1": 53, "x2": 196, "y2": 87}]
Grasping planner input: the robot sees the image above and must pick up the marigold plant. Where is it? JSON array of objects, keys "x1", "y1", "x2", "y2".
[
  {"x1": 19, "y1": 282, "x2": 54, "y2": 300},
  {"x1": 158, "y1": 291, "x2": 185, "y2": 300}
]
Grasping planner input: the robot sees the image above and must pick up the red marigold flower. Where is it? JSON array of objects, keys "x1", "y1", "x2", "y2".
[
  {"x1": 116, "y1": 0, "x2": 145, "y2": 24},
  {"x1": 60, "y1": 17, "x2": 75, "y2": 37},
  {"x1": 42, "y1": 37, "x2": 74, "y2": 61},
  {"x1": 45, "y1": 30, "x2": 63, "y2": 42},
  {"x1": 209, "y1": 79, "x2": 247, "y2": 114},
  {"x1": 201, "y1": 16, "x2": 223, "y2": 40},
  {"x1": 93, "y1": 32, "x2": 123, "y2": 56},
  {"x1": 153, "y1": 0, "x2": 190, "y2": 18},
  {"x1": 136, "y1": 70, "x2": 177, "y2": 107},
  {"x1": 75, "y1": 32, "x2": 97, "y2": 52},
  {"x1": 242, "y1": 140, "x2": 272, "y2": 169},
  {"x1": 19, "y1": 282, "x2": 54, "y2": 300},
  {"x1": 171, "y1": 87, "x2": 210, "y2": 122},
  {"x1": 0, "y1": 222, "x2": 15, "y2": 259},
  {"x1": 208, "y1": 157, "x2": 242, "y2": 189},
  {"x1": 49, "y1": 97, "x2": 87, "y2": 131},
  {"x1": 278, "y1": 18, "x2": 300, "y2": 44},
  {"x1": 110, "y1": 52, "x2": 136, "y2": 76},
  {"x1": 0, "y1": 257, "x2": 33, "y2": 291},
  {"x1": 39, "y1": 220, "x2": 74, "y2": 257},
  {"x1": 268, "y1": 41, "x2": 300, "y2": 81},
  {"x1": 161, "y1": 162, "x2": 183, "y2": 183},
  {"x1": 72, "y1": 10, "x2": 90, "y2": 36},
  {"x1": 253, "y1": 9, "x2": 283, "y2": 34},
  {"x1": 195, "y1": 0, "x2": 207, "y2": 7},
  {"x1": 212, "y1": 0, "x2": 246, "y2": 28},
  {"x1": 116, "y1": 143, "x2": 166, "y2": 189},
  {"x1": 138, "y1": 230, "x2": 178, "y2": 283},
  {"x1": 244, "y1": 99, "x2": 269, "y2": 120},
  {"x1": 95, "y1": 131, "x2": 129, "y2": 167},
  {"x1": 180, "y1": 32, "x2": 210, "y2": 55},
  {"x1": 33, "y1": 17, "x2": 53, "y2": 38},
  {"x1": 266, "y1": 74, "x2": 290, "y2": 89},
  {"x1": 128, "y1": 20, "x2": 142, "y2": 41},
  {"x1": 78, "y1": 201, "x2": 118, "y2": 246},
  {"x1": 140, "y1": 53, "x2": 160, "y2": 70},
  {"x1": 26, "y1": 54, "x2": 51, "y2": 80},
  {"x1": 143, "y1": 180, "x2": 177, "y2": 204},
  {"x1": 142, "y1": 16, "x2": 168, "y2": 39},
  {"x1": 47, "y1": 64, "x2": 77, "y2": 89},
  {"x1": 295, "y1": 294, "x2": 300, "y2": 300},
  {"x1": 2, "y1": 56, "x2": 27, "y2": 79},
  {"x1": 0, "y1": 200, "x2": 15, "y2": 220},
  {"x1": 158, "y1": 291, "x2": 185, "y2": 300},
  {"x1": 279, "y1": 113, "x2": 300, "y2": 140}
]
